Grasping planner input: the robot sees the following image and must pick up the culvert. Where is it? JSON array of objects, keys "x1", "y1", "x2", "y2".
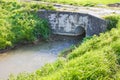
[{"x1": 38, "y1": 10, "x2": 107, "y2": 36}]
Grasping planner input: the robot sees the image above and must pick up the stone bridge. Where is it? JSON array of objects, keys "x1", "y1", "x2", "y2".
[{"x1": 38, "y1": 10, "x2": 107, "y2": 36}]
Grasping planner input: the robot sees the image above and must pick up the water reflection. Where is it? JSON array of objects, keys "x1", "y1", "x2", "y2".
[{"x1": 0, "y1": 35, "x2": 83, "y2": 79}]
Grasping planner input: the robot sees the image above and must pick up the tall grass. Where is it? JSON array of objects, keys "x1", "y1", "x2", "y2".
[
  {"x1": 9, "y1": 15, "x2": 120, "y2": 80},
  {"x1": 0, "y1": 0, "x2": 55, "y2": 50},
  {"x1": 38, "y1": 0, "x2": 120, "y2": 6}
]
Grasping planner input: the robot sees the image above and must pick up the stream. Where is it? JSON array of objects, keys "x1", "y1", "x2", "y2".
[{"x1": 0, "y1": 35, "x2": 84, "y2": 80}]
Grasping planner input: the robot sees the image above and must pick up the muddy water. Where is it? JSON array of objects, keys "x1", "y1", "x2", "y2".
[{"x1": 0, "y1": 35, "x2": 83, "y2": 80}]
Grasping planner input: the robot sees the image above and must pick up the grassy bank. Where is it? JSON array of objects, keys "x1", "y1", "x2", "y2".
[
  {"x1": 37, "y1": 0, "x2": 120, "y2": 6},
  {"x1": 9, "y1": 14, "x2": 120, "y2": 80},
  {"x1": 0, "y1": 0, "x2": 54, "y2": 50}
]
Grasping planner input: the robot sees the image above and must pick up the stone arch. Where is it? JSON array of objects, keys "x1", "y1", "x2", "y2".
[{"x1": 38, "y1": 10, "x2": 107, "y2": 37}]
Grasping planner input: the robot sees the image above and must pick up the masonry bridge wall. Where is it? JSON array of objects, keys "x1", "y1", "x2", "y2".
[{"x1": 38, "y1": 10, "x2": 107, "y2": 36}]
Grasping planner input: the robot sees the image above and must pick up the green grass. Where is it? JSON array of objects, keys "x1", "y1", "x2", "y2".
[
  {"x1": 38, "y1": 0, "x2": 120, "y2": 6},
  {"x1": 0, "y1": 0, "x2": 55, "y2": 50},
  {"x1": 9, "y1": 15, "x2": 120, "y2": 80},
  {"x1": 1, "y1": 0, "x2": 120, "y2": 80}
]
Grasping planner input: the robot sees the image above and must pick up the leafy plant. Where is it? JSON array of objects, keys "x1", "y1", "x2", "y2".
[
  {"x1": 0, "y1": 0, "x2": 54, "y2": 49},
  {"x1": 104, "y1": 15, "x2": 120, "y2": 30}
]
